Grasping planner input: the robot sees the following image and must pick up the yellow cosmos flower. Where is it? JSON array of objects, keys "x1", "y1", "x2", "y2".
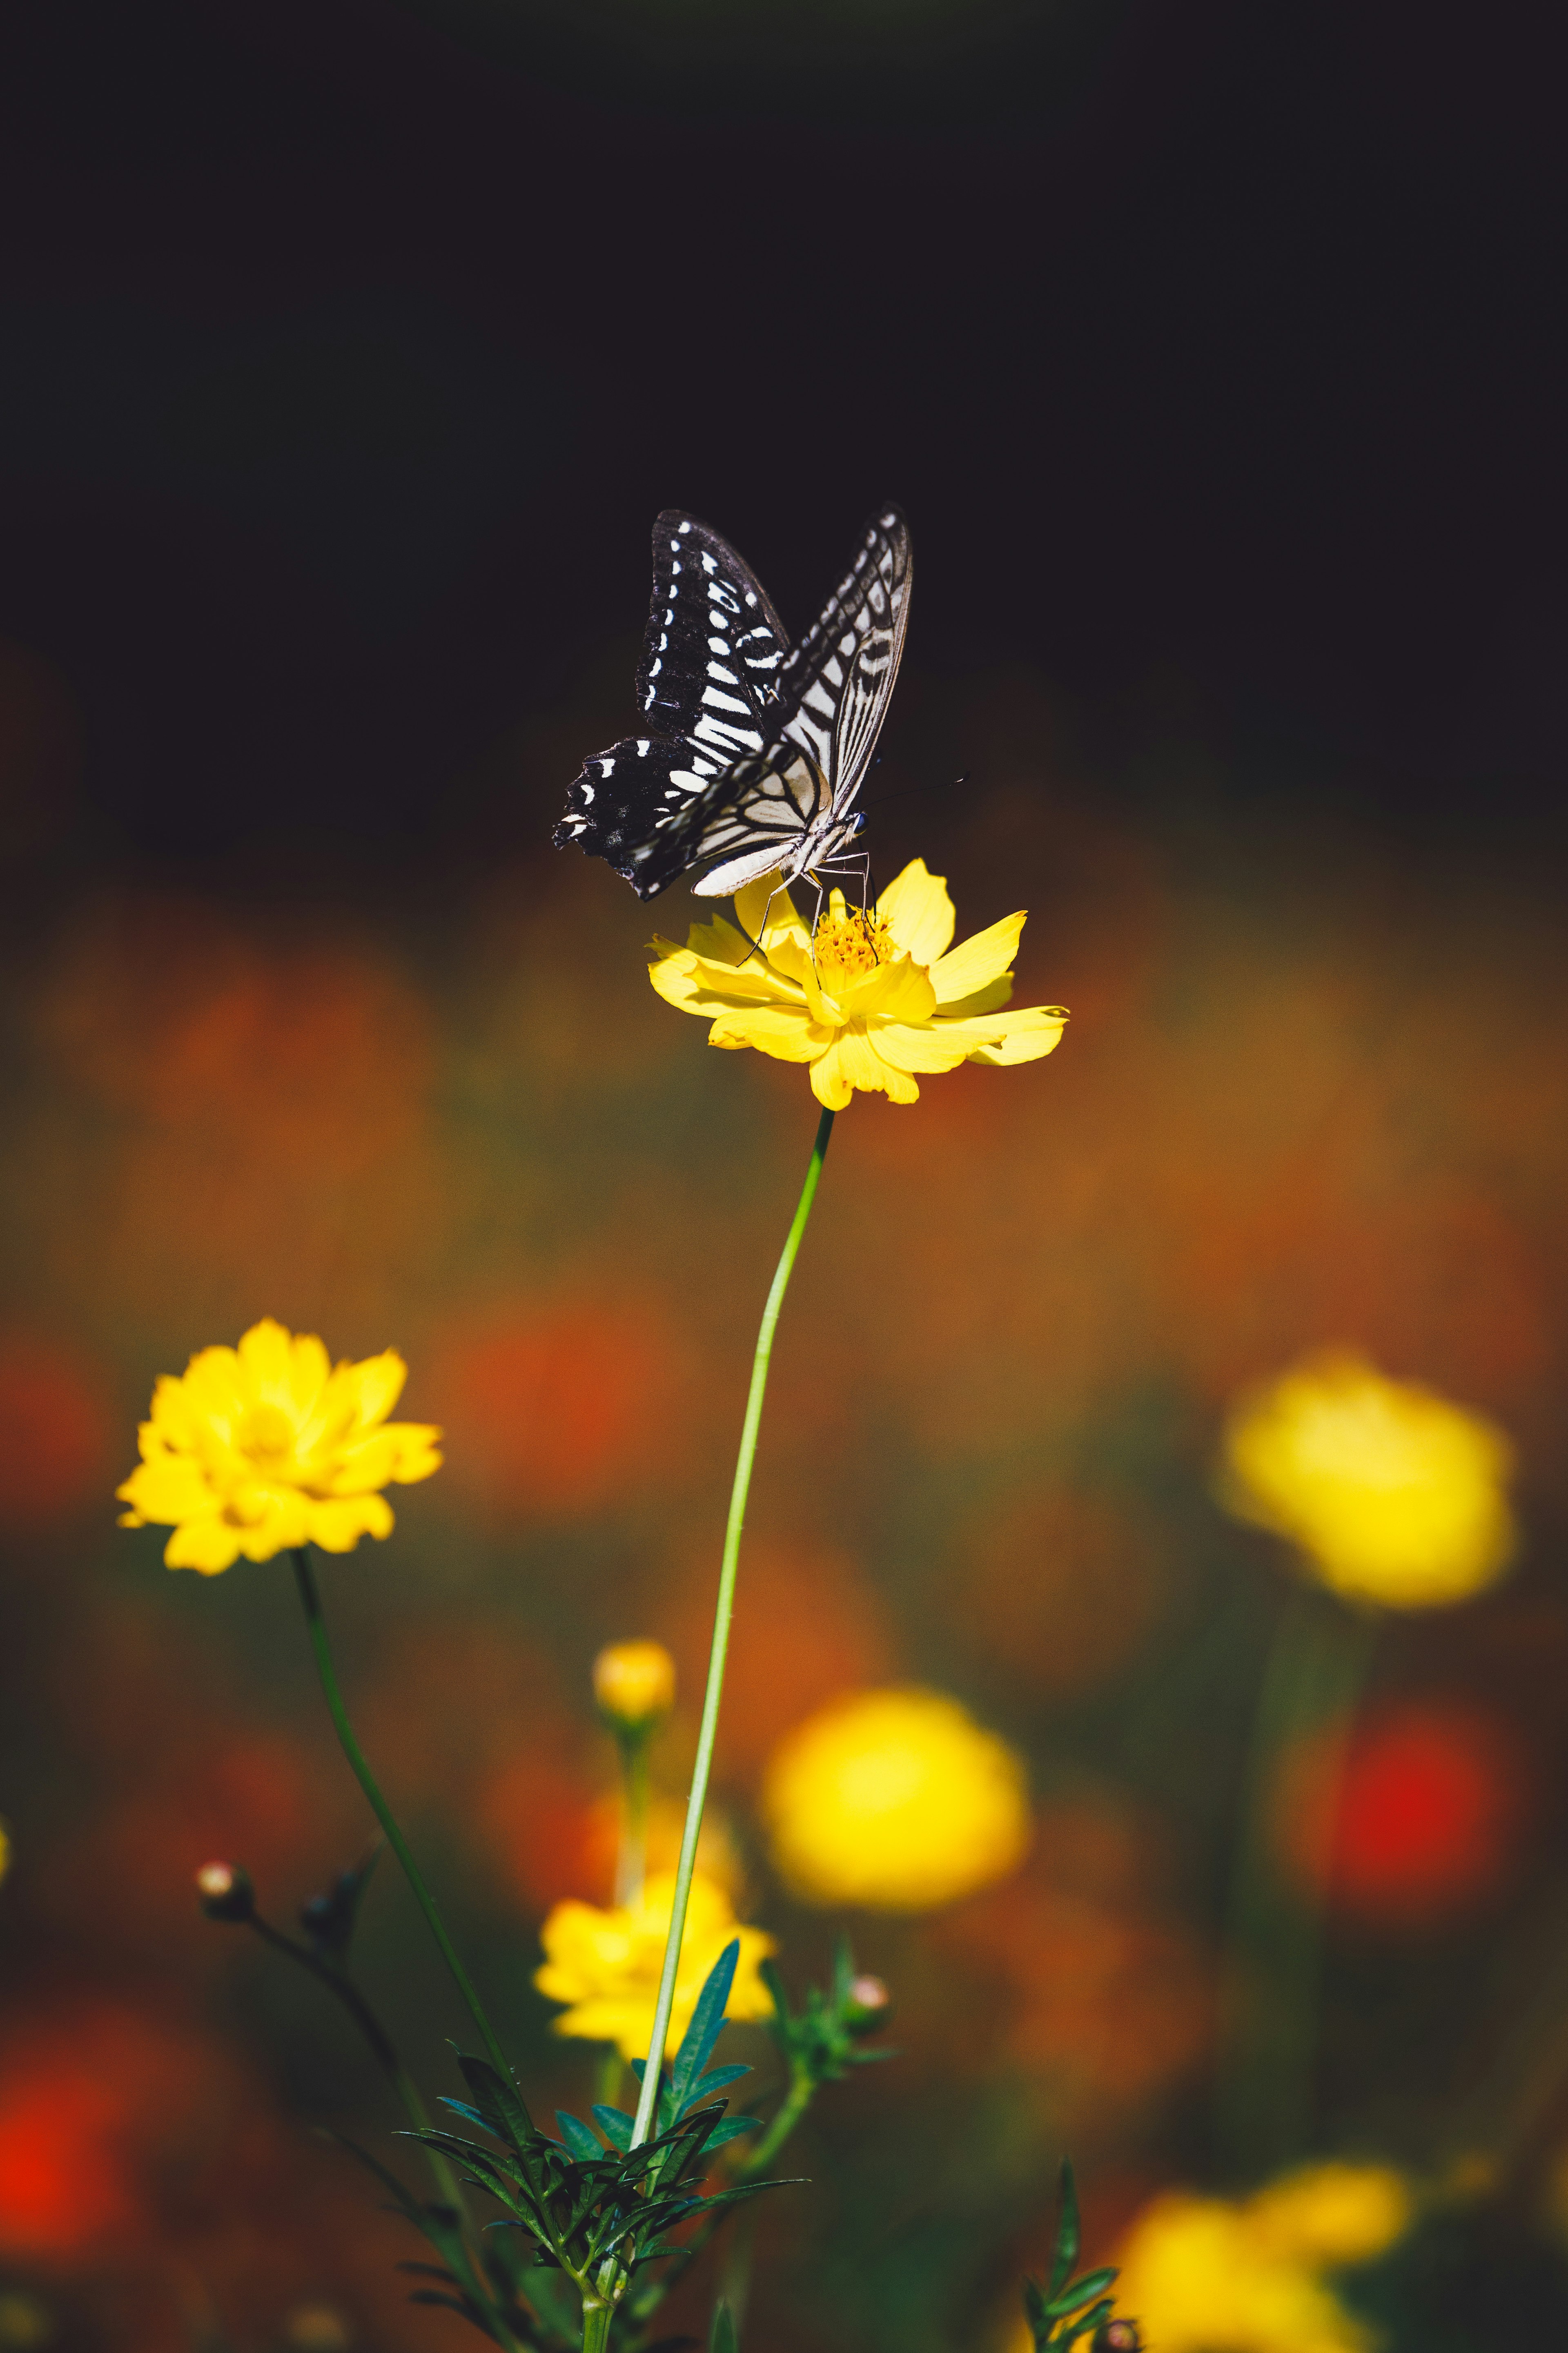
[
  {"x1": 646, "y1": 858, "x2": 1067, "y2": 1109},
  {"x1": 535, "y1": 1870, "x2": 775, "y2": 2061},
  {"x1": 1113, "y1": 2166, "x2": 1413, "y2": 2353},
  {"x1": 117, "y1": 1317, "x2": 442, "y2": 1575},
  {"x1": 761, "y1": 1686, "x2": 1031, "y2": 1911},
  {"x1": 592, "y1": 1640, "x2": 677, "y2": 1731},
  {"x1": 1218, "y1": 1352, "x2": 1517, "y2": 1609}
]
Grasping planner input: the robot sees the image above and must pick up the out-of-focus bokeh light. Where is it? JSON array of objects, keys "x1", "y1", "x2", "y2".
[
  {"x1": 1218, "y1": 1353, "x2": 1518, "y2": 1608},
  {"x1": 1274, "y1": 1704, "x2": 1523, "y2": 1924},
  {"x1": 761, "y1": 1687, "x2": 1031, "y2": 1910},
  {"x1": 0, "y1": 1334, "x2": 115, "y2": 1531},
  {"x1": 534, "y1": 1869, "x2": 775, "y2": 2059},
  {"x1": 1112, "y1": 2164, "x2": 1414, "y2": 2353}
]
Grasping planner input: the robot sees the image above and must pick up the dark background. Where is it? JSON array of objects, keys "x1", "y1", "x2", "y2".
[
  {"x1": 4, "y1": 5, "x2": 1568, "y2": 2351},
  {"x1": 3, "y1": 0, "x2": 1565, "y2": 894}
]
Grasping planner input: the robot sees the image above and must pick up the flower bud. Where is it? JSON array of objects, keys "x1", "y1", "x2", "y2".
[
  {"x1": 593, "y1": 1641, "x2": 676, "y2": 1733},
  {"x1": 845, "y1": 1973, "x2": 891, "y2": 2032},
  {"x1": 1093, "y1": 2324, "x2": 1142, "y2": 2353},
  {"x1": 196, "y1": 1860, "x2": 255, "y2": 1923}
]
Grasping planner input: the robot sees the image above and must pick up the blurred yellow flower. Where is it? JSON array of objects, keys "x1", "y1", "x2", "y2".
[
  {"x1": 646, "y1": 859, "x2": 1067, "y2": 1109},
  {"x1": 761, "y1": 1686, "x2": 1031, "y2": 1910},
  {"x1": 1246, "y1": 2163, "x2": 1414, "y2": 2266},
  {"x1": 1218, "y1": 1352, "x2": 1517, "y2": 1609},
  {"x1": 593, "y1": 1639, "x2": 677, "y2": 1731},
  {"x1": 1114, "y1": 2165, "x2": 1413, "y2": 2353},
  {"x1": 118, "y1": 1317, "x2": 442, "y2": 1575},
  {"x1": 0, "y1": 1817, "x2": 10, "y2": 1887},
  {"x1": 535, "y1": 1869, "x2": 775, "y2": 2061}
]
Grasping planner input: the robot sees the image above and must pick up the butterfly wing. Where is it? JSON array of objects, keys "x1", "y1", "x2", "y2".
[
  {"x1": 775, "y1": 507, "x2": 913, "y2": 820},
  {"x1": 684, "y1": 508, "x2": 912, "y2": 897},
  {"x1": 555, "y1": 507, "x2": 913, "y2": 904},
  {"x1": 553, "y1": 511, "x2": 793, "y2": 898}
]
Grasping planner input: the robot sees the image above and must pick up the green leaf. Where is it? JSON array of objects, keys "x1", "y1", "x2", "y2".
[
  {"x1": 830, "y1": 1936, "x2": 854, "y2": 2013},
  {"x1": 454, "y1": 2049, "x2": 539, "y2": 2152},
  {"x1": 709, "y1": 2300, "x2": 738, "y2": 2353},
  {"x1": 670, "y1": 1942, "x2": 740, "y2": 2117},
  {"x1": 690, "y1": 2062, "x2": 750, "y2": 2101},
  {"x1": 701, "y1": 2117, "x2": 759, "y2": 2150},
  {"x1": 1060, "y1": 2297, "x2": 1115, "y2": 2349},
  {"x1": 1022, "y1": 2277, "x2": 1049, "y2": 2340},
  {"x1": 1049, "y1": 2161, "x2": 1081, "y2": 2298},
  {"x1": 555, "y1": 2111, "x2": 604, "y2": 2162},
  {"x1": 591, "y1": 2104, "x2": 634, "y2": 2152},
  {"x1": 1044, "y1": 2268, "x2": 1117, "y2": 2321}
]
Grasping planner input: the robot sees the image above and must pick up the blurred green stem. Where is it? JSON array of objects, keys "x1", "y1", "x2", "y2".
[
  {"x1": 614, "y1": 1728, "x2": 652, "y2": 1908},
  {"x1": 247, "y1": 1911, "x2": 468, "y2": 2215},
  {"x1": 1215, "y1": 1579, "x2": 1377, "y2": 2179},
  {"x1": 629, "y1": 1106, "x2": 835, "y2": 2151},
  {"x1": 290, "y1": 1546, "x2": 517, "y2": 2091}
]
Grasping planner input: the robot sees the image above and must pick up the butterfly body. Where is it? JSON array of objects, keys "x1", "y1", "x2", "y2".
[{"x1": 554, "y1": 506, "x2": 912, "y2": 902}]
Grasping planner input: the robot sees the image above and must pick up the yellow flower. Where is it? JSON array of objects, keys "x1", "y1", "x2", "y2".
[
  {"x1": 0, "y1": 1817, "x2": 9, "y2": 1887},
  {"x1": 1218, "y1": 1352, "x2": 1517, "y2": 1609},
  {"x1": 1114, "y1": 2167, "x2": 1412, "y2": 2353},
  {"x1": 646, "y1": 858, "x2": 1067, "y2": 1109},
  {"x1": 593, "y1": 1640, "x2": 677, "y2": 1731},
  {"x1": 535, "y1": 1870, "x2": 776, "y2": 2061},
  {"x1": 761, "y1": 1686, "x2": 1031, "y2": 1911},
  {"x1": 1246, "y1": 2164, "x2": 1414, "y2": 2267},
  {"x1": 117, "y1": 1317, "x2": 442, "y2": 1575}
]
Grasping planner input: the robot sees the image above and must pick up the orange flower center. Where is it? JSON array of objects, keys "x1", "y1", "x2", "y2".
[{"x1": 812, "y1": 908, "x2": 896, "y2": 987}]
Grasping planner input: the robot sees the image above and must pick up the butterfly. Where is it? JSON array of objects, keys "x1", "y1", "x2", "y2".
[{"x1": 553, "y1": 506, "x2": 913, "y2": 904}]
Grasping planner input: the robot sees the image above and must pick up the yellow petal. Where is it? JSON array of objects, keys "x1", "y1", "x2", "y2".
[
  {"x1": 876, "y1": 859, "x2": 957, "y2": 964},
  {"x1": 824, "y1": 1025, "x2": 921, "y2": 1104},
  {"x1": 684, "y1": 912, "x2": 757, "y2": 969},
  {"x1": 846, "y1": 955, "x2": 938, "y2": 1023},
  {"x1": 116, "y1": 1457, "x2": 216, "y2": 1523},
  {"x1": 164, "y1": 1515, "x2": 245, "y2": 1575},
  {"x1": 330, "y1": 1423, "x2": 443, "y2": 1491},
  {"x1": 708, "y1": 1004, "x2": 825, "y2": 1063},
  {"x1": 808, "y1": 1036, "x2": 858, "y2": 1110},
  {"x1": 964, "y1": 1005, "x2": 1069, "y2": 1065},
  {"x1": 236, "y1": 1317, "x2": 297, "y2": 1399},
  {"x1": 870, "y1": 1021, "x2": 981, "y2": 1075},
  {"x1": 648, "y1": 941, "x2": 802, "y2": 1016},
  {"x1": 306, "y1": 1493, "x2": 395, "y2": 1551},
  {"x1": 928, "y1": 913, "x2": 1025, "y2": 1011},
  {"x1": 343, "y1": 1347, "x2": 408, "y2": 1428}
]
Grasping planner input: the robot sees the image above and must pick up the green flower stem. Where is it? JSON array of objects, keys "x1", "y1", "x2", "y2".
[
  {"x1": 289, "y1": 1546, "x2": 516, "y2": 2092},
  {"x1": 1214, "y1": 1579, "x2": 1378, "y2": 2178},
  {"x1": 625, "y1": 2060, "x2": 818, "y2": 2326},
  {"x1": 579, "y1": 2297, "x2": 614, "y2": 2353},
  {"x1": 629, "y1": 1106, "x2": 835, "y2": 2152}
]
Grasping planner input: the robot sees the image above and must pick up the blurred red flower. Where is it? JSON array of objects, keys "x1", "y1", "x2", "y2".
[
  {"x1": 0, "y1": 2005, "x2": 216, "y2": 2258},
  {"x1": 1276, "y1": 1702, "x2": 1523, "y2": 1923},
  {"x1": 431, "y1": 1300, "x2": 688, "y2": 1517},
  {"x1": 0, "y1": 1332, "x2": 115, "y2": 1529}
]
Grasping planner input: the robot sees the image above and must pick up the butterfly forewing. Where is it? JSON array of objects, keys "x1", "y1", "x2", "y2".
[{"x1": 554, "y1": 506, "x2": 911, "y2": 902}]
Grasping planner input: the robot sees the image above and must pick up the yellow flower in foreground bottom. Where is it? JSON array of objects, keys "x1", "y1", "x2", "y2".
[
  {"x1": 535, "y1": 1871, "x2": 775, "y2": 2061},
  {"x1": 1218, "y1": 1351, "x2": 1517, "y2": 1609},
  {"x1": 1114, "y1": 2166, "x2": 1413, "y2": 2353},
  {"x1": 118, "y1": 1318, "x2": 442, "y2": 1575},
  {"x1": 762, "y1": 1687, "x2": 1031, "y2": 1911},
  {"x1": 647, "y1": 859, "x2": 1067, "y2": 1109}
]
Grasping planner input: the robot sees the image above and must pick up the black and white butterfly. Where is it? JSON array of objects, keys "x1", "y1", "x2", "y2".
[{"x1": 553, "y1": 506, "x2": 913, "y2": 903}]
